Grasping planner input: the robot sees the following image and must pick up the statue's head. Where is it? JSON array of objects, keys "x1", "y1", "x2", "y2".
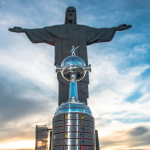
[{"x1": 65, "y1": 6, "x2": 77, "y2": 24}]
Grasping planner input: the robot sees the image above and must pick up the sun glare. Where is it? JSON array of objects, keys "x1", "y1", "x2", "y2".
[{"x1": 0, "y1": 140, "x2": 35, "y2": 149}]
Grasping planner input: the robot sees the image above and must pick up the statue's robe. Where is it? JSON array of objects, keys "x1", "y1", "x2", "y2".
[{"x1": 25, "y1": 24, "x2": 116, "y2": 105}]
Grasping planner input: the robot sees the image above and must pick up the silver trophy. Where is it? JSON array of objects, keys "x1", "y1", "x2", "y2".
[
  {"x1": 55, "y1": 46, "x2": 92, "y2": 115},
  {"x1": 52, "y1": 46, "x2": 96, "y2": 150}
]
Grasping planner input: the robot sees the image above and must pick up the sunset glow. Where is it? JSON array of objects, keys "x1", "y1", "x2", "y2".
[{"x1": 0, "y1": 140, "x2": 35, "y2": 149}]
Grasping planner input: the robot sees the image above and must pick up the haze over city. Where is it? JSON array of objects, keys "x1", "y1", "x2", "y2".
[{"x1": 0, "y1": 0, "x2": 150, "y2": 150}]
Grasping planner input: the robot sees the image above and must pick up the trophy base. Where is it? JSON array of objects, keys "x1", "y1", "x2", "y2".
[
  {"x1": 52, "y1": 112, "x2": 96, "y2": 150},
  {"x1": 54, "y1": 101, "x2": 92, "y2": 116}
]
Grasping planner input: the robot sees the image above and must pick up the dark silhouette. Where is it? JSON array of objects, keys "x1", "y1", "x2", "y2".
[{"x1": 9, "y1": 6, "x2": 131, "y2": 106}]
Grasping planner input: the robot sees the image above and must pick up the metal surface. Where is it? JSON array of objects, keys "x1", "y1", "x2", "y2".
[
  {"x1": 52, "y1": 133, "x2": 80, "y2": 140},
  {"x1": 53, "y1": 127, "x2": 64, "y2": 134},
  {"x1": 52, "y1": 146, "x2": 96, "y2": 150},
  {"x1": 53, "y1": 120, "x2": 64, "y2": 128},
  {"x1": 80, "y1": 133, "x2": 95, "y2": 139},
  {"x1": 52, "y1": 113, "x2": 95, "y2": 150},
  {"x1": 81, "y1": 120, "x2": 95, "y2": 128},
  {"x1": 64, "y1": 139, "x2": 80, "y2": 145},
  {"x1": 81, "y1": 146, "x2": 96, "y2": 150},
  {"x1": 64, "y1": 119, "x2": 80, "y2": 126},
  {"x1": 65, "y1": 114, "x2": 80, "y2": 119},
  {"x1": 64, "y1": 126, "x2": 80, "y2": 132},
  {"x1": 54, "y1": 101, "x2": 93, "y2": 116},
  {"x1": 80, "y1": 139, "x2": 95, "y2": 146},
  {"x1": 53, "y1": 114, "x2": 64, "y2": 122},
  {"x1": 53, "y1": 139, "x2": 64, "y2": 146},
  {"x1": 62, "y1": 65, "x2": 86, "y2": 82},
  {"x1": 56, "y1": 64, "x2": 62, "y2": 73},
  {"x1": 85, "y1": 64, "x2": 91, "y2": 72},
  {"x1": 53, "y1": 114, "x2": 94, "y2": 122},
  {"x1": 80, "y1": 114, "x2": 94, "y2": 122},
  {"x1": 68, "y1": 82, "x2": 79, "y2": 102},
  {"x1": 81, "y1": 126, "x2": 95, "y2": 133},
  {"x1": 64, "y1": 132, "x2": 80, "y2": 138},
  {"x1": 53, "y1": 146, "x2": 80, "y2": 150},
  {"x1": 56, "y1": 48, "x2": 91, "y2": 82},
  {"x1": 52, "y1": 139, "x2": 95, "y2": 146},
  {"x1": 61, "y1": 56, "x2": 86, "y2": 68}
]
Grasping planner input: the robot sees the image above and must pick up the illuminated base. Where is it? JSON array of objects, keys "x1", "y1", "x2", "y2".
[{"x1": 54, "y1": 101, "x2": 92, "y2": 116}]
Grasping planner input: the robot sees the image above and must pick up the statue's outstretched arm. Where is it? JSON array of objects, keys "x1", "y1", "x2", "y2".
[
  {"x1": 8, "y1": 26, "x2": 55, "y2": 45},
  {"x1": 8, "y1": 27, "x2": 25, "y2": 33},
  {"x1": 115, "y1": 24, "x2": 132, "y2": 31}
]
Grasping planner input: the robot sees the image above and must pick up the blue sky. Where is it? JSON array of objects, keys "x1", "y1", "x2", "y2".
[{"x1": 0, "y1": 0, "x2": 150, "y2": 150}]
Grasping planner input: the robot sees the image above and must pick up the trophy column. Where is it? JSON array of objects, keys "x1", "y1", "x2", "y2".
[{"x1": 68, "y1": 82, "x2": 79, "y2": 102}]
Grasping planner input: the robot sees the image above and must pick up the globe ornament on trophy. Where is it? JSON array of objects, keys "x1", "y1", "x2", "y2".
[{"x1": 52, "y1": 46, "x2": 96, "y2": 150}]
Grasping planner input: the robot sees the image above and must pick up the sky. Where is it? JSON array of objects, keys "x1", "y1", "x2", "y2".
[{"x1": 0, "y1": 0, "x2": 150, "y2": 150}]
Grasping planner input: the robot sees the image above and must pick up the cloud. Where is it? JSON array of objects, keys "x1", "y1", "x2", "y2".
[
  {"x1": 87, "y1": 40, "x2": 150, "y2": 149},
  {"x1": 127, "y1": 126, "x2": 150, "y2": 147},
  {"x1": 0, "y1": 69, "x2": 56, "y2": 143},
  {"x1": 129, "y1": 126, "x2": 149, "y2": 136},
  {"x1": 98, "y1": 124, "x2": 150, "y2": 150}
]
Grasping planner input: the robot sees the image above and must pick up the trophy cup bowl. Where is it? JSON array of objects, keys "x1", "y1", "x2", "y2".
[{"x1": 56, "y1": 56, "x2": 91, "y2": 82}]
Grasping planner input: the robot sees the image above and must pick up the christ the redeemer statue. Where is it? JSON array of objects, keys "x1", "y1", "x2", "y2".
[{"x1": 9, "y1": 6, "x2": 131, "y2": 106}]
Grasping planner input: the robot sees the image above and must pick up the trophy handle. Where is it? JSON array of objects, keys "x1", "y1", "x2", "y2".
[
  {"x1": 85, "y1": 64, "x2": 91, "y2": 72},
  {"x1": 56, "y1": 64, "x2": 62, "y2": 73}
]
